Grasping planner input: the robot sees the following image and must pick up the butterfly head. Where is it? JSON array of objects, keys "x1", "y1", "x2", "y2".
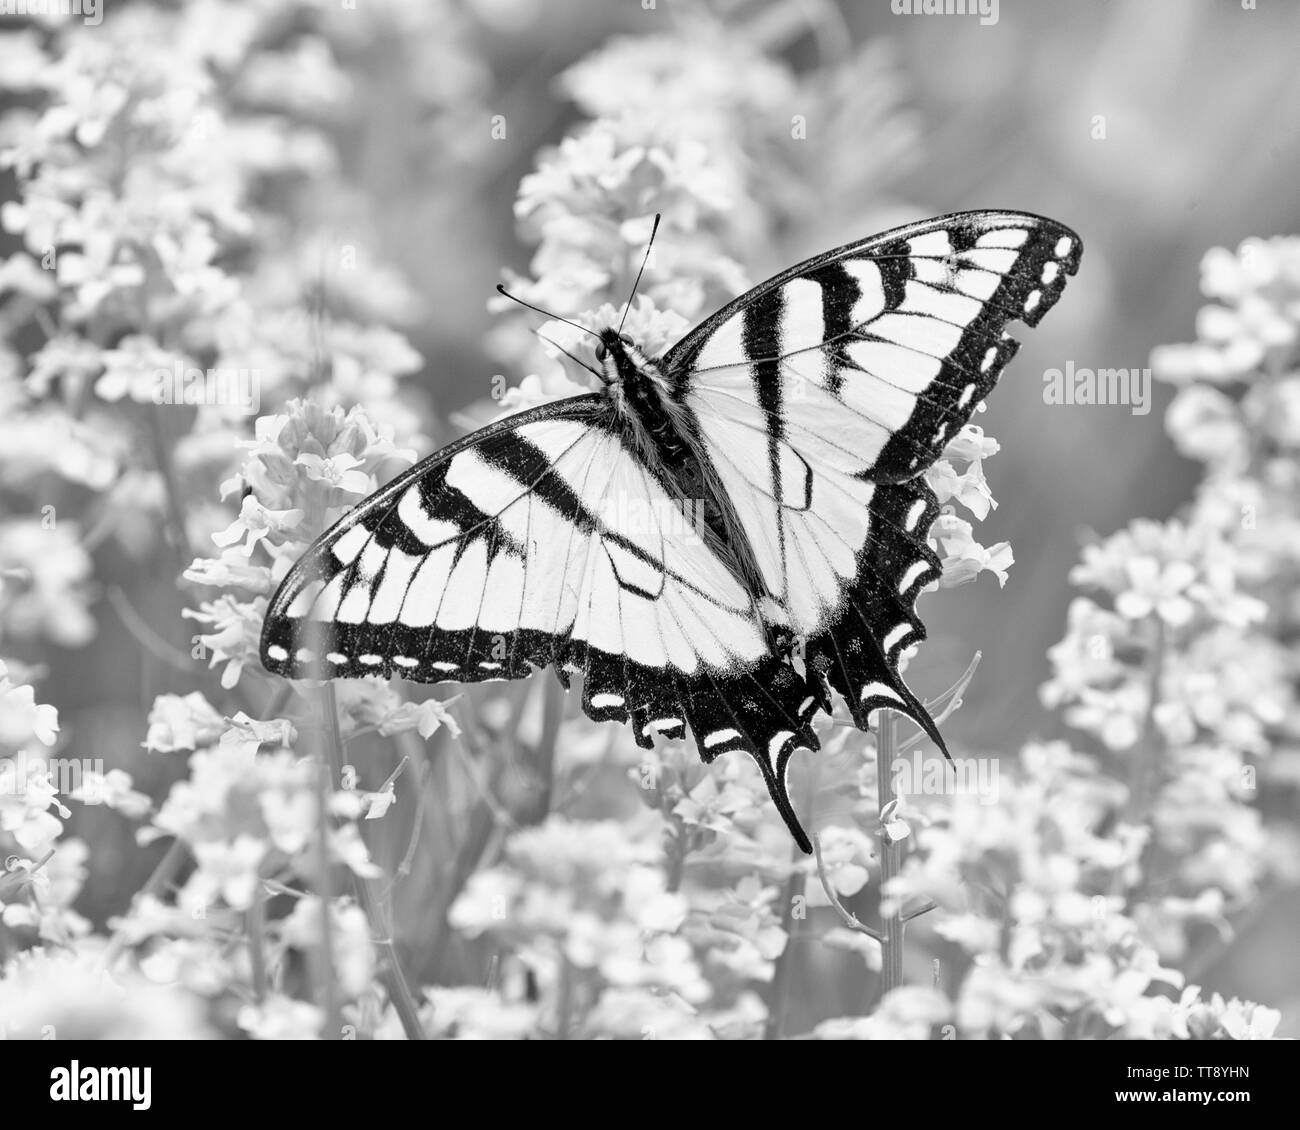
[
  {"x1": 595, "y1": 327, "x2": 668, "y2": 394},
  {"x1": 594, "y1": 328, "x2": 635, "y2": 375}
]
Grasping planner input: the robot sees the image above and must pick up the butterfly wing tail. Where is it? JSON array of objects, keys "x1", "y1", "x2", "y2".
[{"x1": 680, "y1": 660, "x2": 821, "y2": 854}]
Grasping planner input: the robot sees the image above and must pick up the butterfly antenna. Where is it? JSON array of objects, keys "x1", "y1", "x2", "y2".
[
  {"x1": 537, "y1": 332, "x2": 606, "y2": 383},
  {"x1": 617, "y1": 212, "x2": 661, "y2": 337},
  {"x1": 495, "y1": 284, "x2": 601, "y2": 342}
]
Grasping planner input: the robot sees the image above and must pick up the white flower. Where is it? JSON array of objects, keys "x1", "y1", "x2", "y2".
[
  {"x1": 211, "y1": 495, "x2": 304, "y2": 557},
  {"x1": 187, "y1": 834, "x2": 267, "y2": 911},
  {"x1": 1115, "y1": 557, "x2": 1198, "y2": 626},
  {"x1": 375, "y1": 697, "x2": 461, "y2": 740},
  {"x1": 183, "y1": 551, "x2": 273, "y2": 594},
  {"x1": 183, "y1": 595, "x2": 266, "y2": 688},
  {"x1": 280, "y1": 897, "x2": 375, "y2": 999},
  {"x1": 71, "y1": 768, "x2": 152, "y2": 818},
  {"x1": 219, "y1": 712, "x2": 296, "y2": 756},
  {"x1": 237, "y1": 994, "x2": 325, "y2": 1040},
  {"x1": 0, "y1": 947, "x2": 213, "y2": 1039},
  {"x1": 144, "y1": 692, "x2": 225, "y2": 753},
  {"x1": 0, "y1": 660, "x2": 59, "y2": 747},
  {"x1": 294, "y1": 451, "x2": 373, "y2": 497}
]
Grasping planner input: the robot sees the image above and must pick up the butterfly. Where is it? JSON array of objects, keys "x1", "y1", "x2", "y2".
[{"x1": 260, "y1": 210, "x2": 1082, "y2": 853}]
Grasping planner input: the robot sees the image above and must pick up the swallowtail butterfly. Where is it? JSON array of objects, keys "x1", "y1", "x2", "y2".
[{"x1": 261, "y1": 211, "x2": 1082, "y2": 852}]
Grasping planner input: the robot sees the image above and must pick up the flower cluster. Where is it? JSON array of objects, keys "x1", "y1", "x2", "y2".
[
  {"x1": 449, "y1": 817, "x2": 769, "y2": 1039},
  {"x1": 829, "y1": 235, "x2": 1300, "y2": 1039},
  {"x1": 0, "y1": 661, "x2": 90, "y2": 950},
  {"x1": 0, "y1": 1, "x2": 476, "y2": 1038}
]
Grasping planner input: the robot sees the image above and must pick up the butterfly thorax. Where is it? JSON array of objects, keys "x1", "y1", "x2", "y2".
[
  {"x1": 599, "y1": 328, "x2": 779, "y2": 626},
  {"x1": 598, "y1": 330, "x2": 679, "y2": 440}
]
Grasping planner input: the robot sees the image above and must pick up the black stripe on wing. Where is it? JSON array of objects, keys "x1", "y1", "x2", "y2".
[
  {"x1": 804, "y1": 477, "x2": 946, "y2": 750},
  {"x1": 663, "y1": 210, "x2": 1083, "y2": 484},
  {"x1": 592, "y1": 649, "x2": 820, "y2": 853},
  {"x1": 260, "y1": 395, "x2": 608, "y2": 687},
  {"x1": 859, "y1": 218, "x2": 1081, "y2": 481}
]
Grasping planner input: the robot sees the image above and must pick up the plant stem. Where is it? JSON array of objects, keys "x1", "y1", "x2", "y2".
[
  {"x1": 357, "y1": 870, "x2": 428, "y2": 1040},
  {"x1": 148, "y1": 405, "x2": 194, "y2": 566},
  {"x1": 763, "y1": 858, "x2": 805, "y2": 1040},
  {"x1": 102, "y1": 839, "x2": 188, "y2": 965},
  {"x1": 525, "y1": 677, "x2": 565, "y2": 824},
  {"x1": 764, "y1": 756, "x2": 820, "y2": 1039},
  {"x1": 247, "y1": 894, "x2": 268, "y2": 1002},
  {"x1": 812, "y1": 834, "x2": 882, "y2": 941},
  {"x1": 322, "y1": 683, "x2": 427, "y2": 1040},
  {"x1": 877, "y1": 709, "x2": 905, "y2": 1000},
  {"x1": 313, "y1": 689, "x2": 343, "y2": 1038}
]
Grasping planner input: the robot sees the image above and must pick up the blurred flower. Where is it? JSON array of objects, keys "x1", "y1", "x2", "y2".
[
  {"x1": 1153, "y1": 237, "x2": 1300, "y2": 384},
  {"x1": 144, "y1": 692, "x2": 225, "y2": 753},
  {"x1": 70, "y1": 768, "x2": 152, "y2": 818},
  {"x1": 0, "y1": 947, "x2": 213, "y2": 1039},
  {"x1": 0, "y1": 660, "x2": 59, "y2": 747},
  {"x1": 1115, "y1": 557, "x2": 1198, "y2": 626},
  {"x1": 280, "y1": 897, "x2": 374, "y2": 999},
  {"x1": 1187, "y1": 993, "x2": 1282, "y2": 1041},
  {"x1": 814, "y1": 986, "x2": 950, "y2": 1040},
  {"x1": 417, "y1": 987, "x2": 538, "y2": 1041},
  {"x1": 374, "y1": 697, "x2": 461, "y2": 740},
  {"x1": 237, "y1": 994, "x2": 324, "y2": 1040},
  {"x1": 0, "y1": 519, "x2": 96, "y2": 646}
]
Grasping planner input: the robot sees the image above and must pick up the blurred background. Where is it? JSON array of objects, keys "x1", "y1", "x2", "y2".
[{"x1": 1, "y1": 0, "x2": 1297, "y2": 1039}]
